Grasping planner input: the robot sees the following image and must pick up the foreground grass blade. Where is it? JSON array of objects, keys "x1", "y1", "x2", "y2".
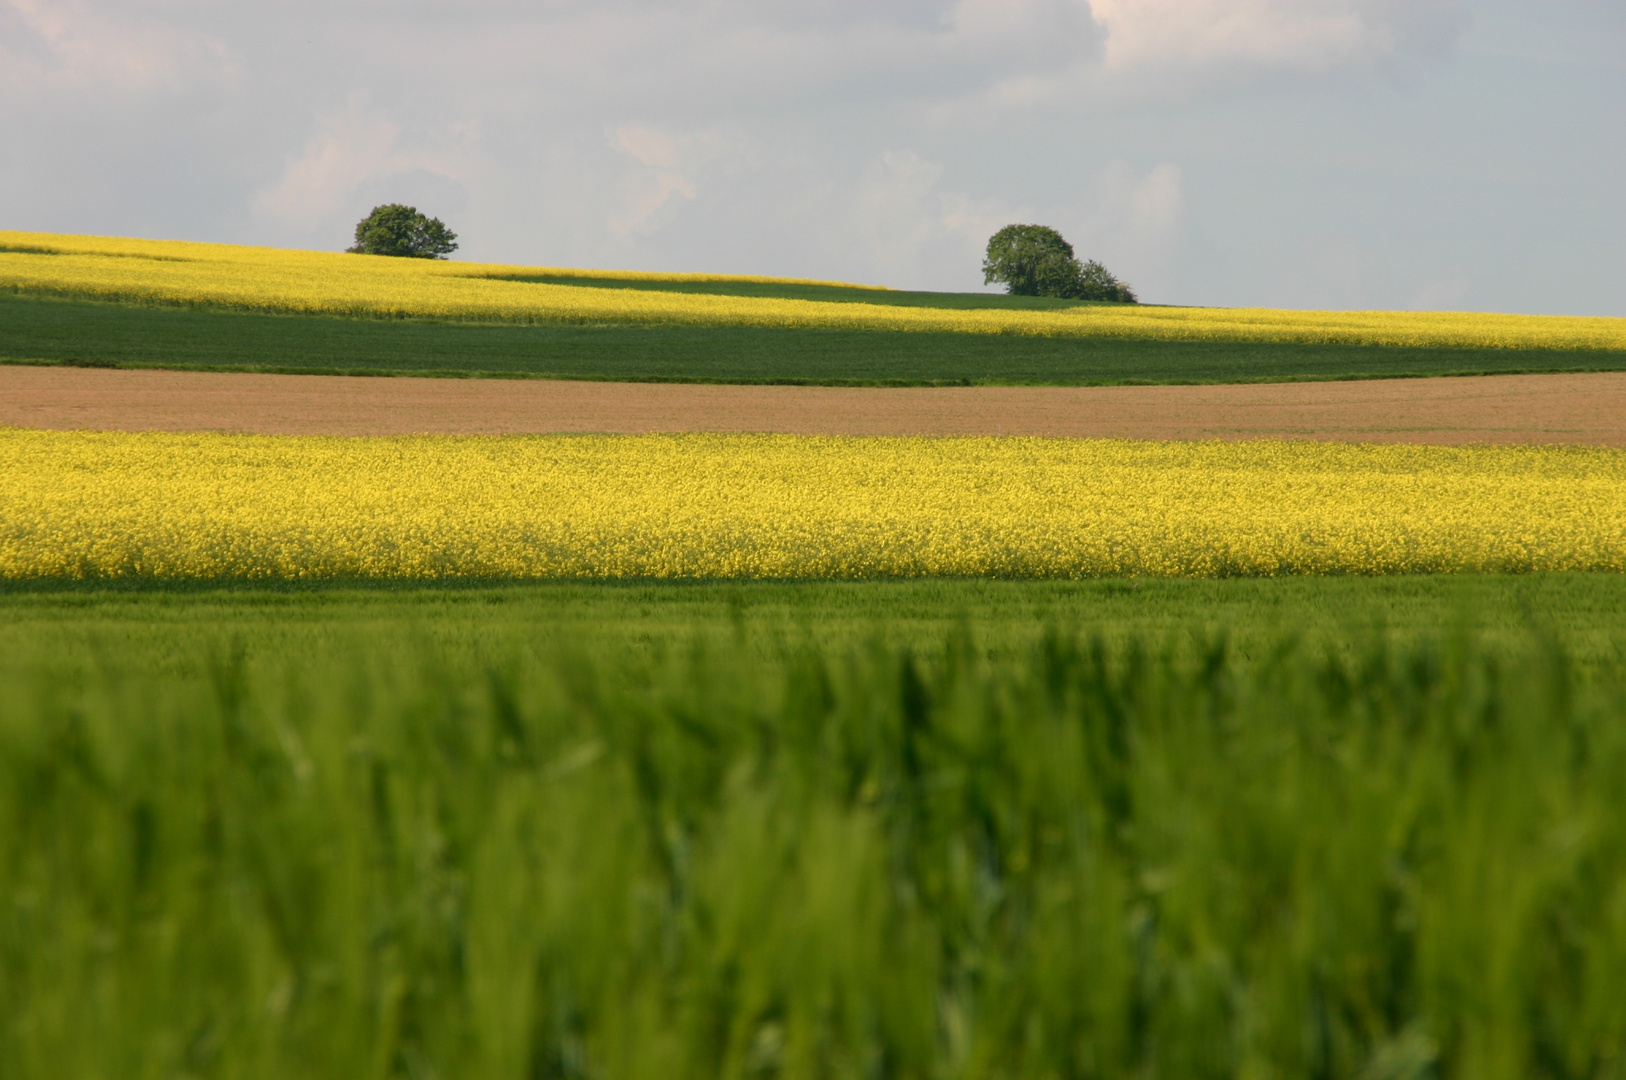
[{"x1": 3, "y1": 629, "x2": 1626, "y2": 1078}]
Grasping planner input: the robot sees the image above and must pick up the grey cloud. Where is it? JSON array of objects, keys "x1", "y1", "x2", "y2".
[
  {"x1": 1084, "y1": 0, "x2": 1473, "y2": 94},
  {"x1": 0, "y1": 0, "x2": 236, "y2": 97},
  {"x1": 288, "y1": 0, "x2": 1102, "y2": 121},
  {"x1": 0, "y1": 0, "x2": 1619, "y2": 316}
]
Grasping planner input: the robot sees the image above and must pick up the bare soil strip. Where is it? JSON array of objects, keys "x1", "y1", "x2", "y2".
[{"x1": 4, "y1": 366, "x2": 1625, "y2": 446}]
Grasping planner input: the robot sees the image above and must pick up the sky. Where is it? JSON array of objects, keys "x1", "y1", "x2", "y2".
[{"x1": 2, "y1": 0, "x2": 1622, "y2": 314}]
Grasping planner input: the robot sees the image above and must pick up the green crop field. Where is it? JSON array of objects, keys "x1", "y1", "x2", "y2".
[
  {"x1": 5, "y1": 291, "x2": 1623, "y2": 386},
  {"x1": 5, "y1": 576, "x2": 1626, "y2": 1079},
  {"x1": 6, "y1": 574, "x2": 1626, "y2": 666},
  {"x1": 484, "y1": 273, "x2": 1112, "y2": 308}
]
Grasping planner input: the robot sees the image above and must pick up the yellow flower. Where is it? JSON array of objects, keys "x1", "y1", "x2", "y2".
[{"x1": 4, "y1": 430, "x2": 1622, "y2": 580}]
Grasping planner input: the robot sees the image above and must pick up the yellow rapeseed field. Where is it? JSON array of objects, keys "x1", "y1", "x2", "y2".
[
  {"x1": 3, "y1": 230, "x2": 1622, "y2": 351},
  {"x1": 3, "y1": 429, "x2": 1622, "y2": 580}
]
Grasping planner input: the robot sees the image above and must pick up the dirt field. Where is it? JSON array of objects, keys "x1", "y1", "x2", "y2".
[{"x1": 4, "y1": 365, "x2": 1625, "y2": 445}]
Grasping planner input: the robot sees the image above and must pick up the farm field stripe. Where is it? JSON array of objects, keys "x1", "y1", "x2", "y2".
[
  {"x1": 4, "y1": 366, "x2": 1626, "y2": 446},
  {"x1": 4, "y1": 230, "x2": 1622, "y2": 351},
  {"x1": 3, "y1": 429, "x2": 1623, "y2": 580},
  {"x1": 6, "y1": 293, "x2": 1624, "y2": 386}
]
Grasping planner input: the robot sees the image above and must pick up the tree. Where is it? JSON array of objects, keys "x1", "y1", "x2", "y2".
[
  {"x1": 1073, "y1": 259, "x2": 1138, "y2": 304},
  {"x1": 982, "y1": 224, "x2": 1137, "y2": 303},
  {"x1": 982, "y1": 224, "x2": 1079, "y2": 297},
  {"x1": 347, "y1": 204, "x2": 459, "y2": 259}
]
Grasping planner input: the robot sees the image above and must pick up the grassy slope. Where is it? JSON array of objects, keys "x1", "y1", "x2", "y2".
[{"x1": 5, "y1": 291, "x2": 1623, "y2": 386}]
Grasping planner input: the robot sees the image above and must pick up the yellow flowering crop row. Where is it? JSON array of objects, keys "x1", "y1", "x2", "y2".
[
  {"x1": 4, "y1": 429, "x2": 1622, "y2": 580},
  {"x1": 4, "y1": 230, "x2": 1622, "y2": 351},
  {"x1": 0, "y1": 230, "x2": 878, "y2": 289}
]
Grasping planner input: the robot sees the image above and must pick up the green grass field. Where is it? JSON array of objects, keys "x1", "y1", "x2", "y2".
[
  {"x1": 486, "y1": 273, "x2": 1111, "y2": 309},
  {"x1": 6, "y1": 574, "x2": 1626, "y2": 669},
  {"x1": 4, "y1": 576, "x2": 1626, "y2": 1078},
  {"x1": 6, "y1": 291, "x2": 1623, "y2": 386}
]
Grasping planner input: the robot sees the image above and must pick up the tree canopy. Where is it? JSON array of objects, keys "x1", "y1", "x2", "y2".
[
  {"x1": 347, "y1": 204, "x2": 459, "y2": 259},
  {"x1": 982, "y1": 224, "x2": 1136, "y2": 303}
]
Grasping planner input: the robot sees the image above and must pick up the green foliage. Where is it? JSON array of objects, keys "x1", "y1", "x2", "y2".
[
  {"x1": 1075, "y1": 258, "x2": 1137, "y2": 303},
  {"x1": 983, "y1": 224, "x2": 1137, "y2": 303},
  {"x1": 346, "y1": 204, "x2": 459, "y2": 260},
  {"x1": 982, "y1": 223, "x2": 1083, "y2": 298},
  {"x1": 10, "y1": 293, "x2": 1623, "y2": 386},
  {"x1": 3, "y1": 581, "x2": 1626, "y2": 1078}
]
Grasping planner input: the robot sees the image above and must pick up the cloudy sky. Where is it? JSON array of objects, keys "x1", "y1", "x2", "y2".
[{"x1": 2, "y1": 0, "x2": 1621, "y2": 313}]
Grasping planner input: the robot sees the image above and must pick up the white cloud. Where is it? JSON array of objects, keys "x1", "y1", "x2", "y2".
[
  {"x1": 944, "y1": 0, "x2": 1099, "y2": 58},
  {"x1": 255, "y1": 98, "x2": 402, "y2": 225},
  {"x1": 606, "y1": 126, "x2": 700, "y2": 236},
  {"x1": 1130, "y1": 163, "x2": 1182, "y2": 232},
  {"x1": 1088, "y1": 0, "x2": 1469, "y2": 78},
  {"x1": 0, "y1": 0, "x2": 234, "y2": 96},
  {"x1": 854, "y1": 149, "x2": 1014, "y2": 285},
  {"x1": 1038, "y1": 160, "x2": 1186, "y2": 301},
  {"x1": 253, "y1": 95, "x2": 472, "y2": 235},
  {"x1": 1074, "y1": 160, "x2": 1184, "y2": 239}
]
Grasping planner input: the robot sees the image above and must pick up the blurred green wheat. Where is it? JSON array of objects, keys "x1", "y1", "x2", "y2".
[{"x1": 4, "y1": 625, "x2": 1626, "y2": 1079}]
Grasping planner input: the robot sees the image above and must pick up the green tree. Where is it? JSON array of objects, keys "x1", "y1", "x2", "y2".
[
  {"x1": 1073, "y1": 259, "x2": 1137, "y2": 304},
  {"x1": 982, "y1": 224, "x2": 1137, "y2": 303},
  {"x1": 346, "y1": 204, "x2": 459, "y2": 259},
  {"x1": 981, "y1": 224, "x2": 1079, "y2": 297}
]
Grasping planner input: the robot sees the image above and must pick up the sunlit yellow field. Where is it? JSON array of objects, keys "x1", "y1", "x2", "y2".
[
  {"x1": 3, "y1": 429, "x2": 1622, "y2": 580},
  {"x1": 4, "y1": 230, "x2": 1622, "y2": 351}
]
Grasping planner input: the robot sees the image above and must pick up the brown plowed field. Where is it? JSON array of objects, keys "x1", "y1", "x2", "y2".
[{"x1": 3, "y1": 366, "x2": 1625, "y2": 446}]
